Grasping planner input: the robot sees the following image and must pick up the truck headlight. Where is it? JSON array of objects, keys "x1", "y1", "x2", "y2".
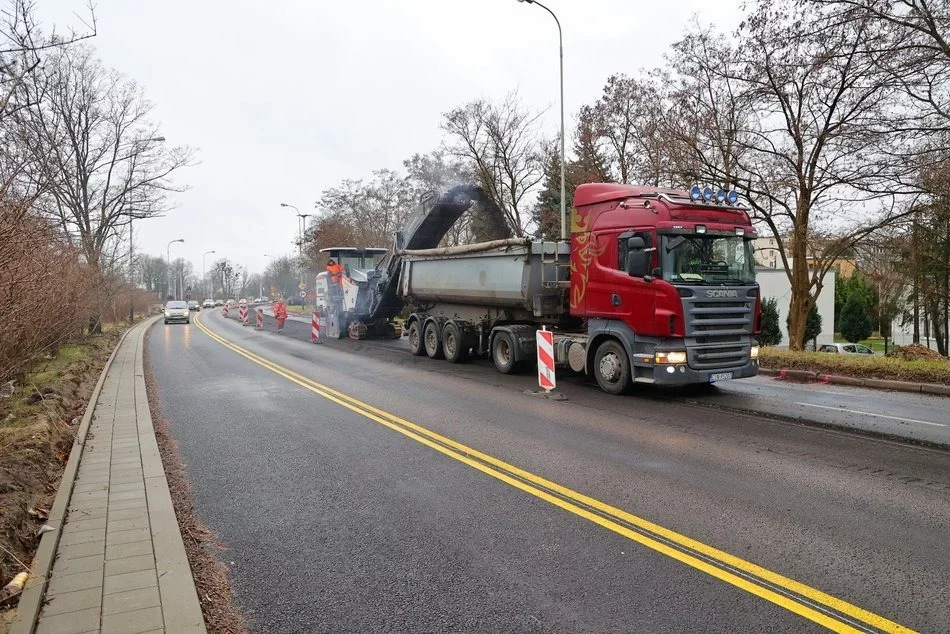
[
  {"x1": 750, "y1": 345, "x2": 760, "y2": 359},
  {"x1": 656, "y1": 351, "x2": 687, "y2": 364}
]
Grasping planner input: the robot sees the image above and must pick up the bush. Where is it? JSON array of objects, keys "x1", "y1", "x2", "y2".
[
  {"x1": 787, "y1": 300, "x2": 823, "y2": 348},
  {"x1": 759, "y1": 297, "x2": 782, "y2": 346},
  {"x1": 759, "y1": 348, "x2": 950, "y2": 385},
  {"x1": 0, "y1": 201, "x2": 97, "y2": 382},
  {"x1": 840, "y1": 295, "x2": 873, "y2": 343}
]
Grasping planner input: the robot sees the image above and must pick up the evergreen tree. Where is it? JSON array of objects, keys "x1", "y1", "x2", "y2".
[
  {"x1": 759, "y1": 297, "x2": 782, "y2": 346},
  {"x1": 840, "y1": 295, "x2": 873, "y2": 343},
  {"x1": 787, "y1": 299, "x2": 823, "y2": 349}
]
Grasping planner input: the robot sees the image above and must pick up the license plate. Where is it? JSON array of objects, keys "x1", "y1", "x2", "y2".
[{"x1": 710, "y1": 372, "x2": 733, "y2": 382}]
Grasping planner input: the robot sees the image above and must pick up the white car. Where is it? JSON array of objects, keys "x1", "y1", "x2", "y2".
[
  {"x1": 163, "y1": 300, "x2": 190, "y2": 324},
  {"x1": 202, "y1": 299, "x2": 214, "y2": 308},
  {"x1": 818, "y1": 343, "x2": 875, "y2": 355}
]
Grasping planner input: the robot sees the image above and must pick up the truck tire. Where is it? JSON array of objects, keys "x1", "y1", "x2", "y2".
[
  {"x1": 442, "y1": 322, "x2": 466, "y2": 363},
  {"x1": 593, "y1": 340, "x2": 631, "y2": 395},
  {"x1": 424, "y1": 321, "x2": 443, "y2": 359},
  {"x1": 407, "y1": 321, "x2": 425, "y2": 356},
  {"x1": 491, "y1": 331, "x2": 518, "y2": 374}
]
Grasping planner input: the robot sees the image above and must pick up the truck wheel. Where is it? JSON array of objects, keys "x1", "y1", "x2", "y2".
[
  {"x1": 491, "y1": 331, "x2": 518, "y2": 374},
  {"x1": 407, "y1": 321, "x2": 425, "y2": 356},
  {"x1": 442, "y1": 322, "x2": 466, "y2": 363},
  {"x1": 424, "y1": 321, "x2": 443, "y2": 359},
  {"x1": 593, "y1": 340, "x2": 631, "y2": 395}
]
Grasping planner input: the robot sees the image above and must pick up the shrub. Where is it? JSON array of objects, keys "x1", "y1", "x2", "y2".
[
  {"x1": 759, "y1": 348, "x2": 950, "y2": 384},
  {"x1": 759, "y1": 297, "x2": 782, "y2": 346},
  {"x1": 840, "y1": 295, "x2": 873, "y2": 343}
]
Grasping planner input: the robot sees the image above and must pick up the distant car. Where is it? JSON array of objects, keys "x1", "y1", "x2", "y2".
[
  {"x1": 238, "y1": 298, "x2": 248, "y2": 306},
  {"x1": 164, "y1": 300, "x2": 190, "y2": 324},
  {"x1": 214, "y1": 299, "x2": 224, "y2": 306},
  {"x1": 202, "y1": 299, "x2": 214, "y2": 308},
  {"x1": 187, "y1": 300, "x2": 200, "y2": 311},
  {"x1": 818, "y1": 343, "x2": 875, "y2": 355}
]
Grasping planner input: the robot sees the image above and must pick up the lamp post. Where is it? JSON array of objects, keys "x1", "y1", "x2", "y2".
[
  {"x1": 128, "y1": 136, "x2": 166, "y2": 322},
  {"x1": 166, "y1": 238, "x2": 184, "y2": 300},
  {"x1": 516, "y1": 0, "x2": 565, "y2": 240},
  {"x1": 202, "y1": 250, "x2": 216, "y2": 301},
  {"x1": 263, "y1": 253, "x2": 274, "y2": 299}
]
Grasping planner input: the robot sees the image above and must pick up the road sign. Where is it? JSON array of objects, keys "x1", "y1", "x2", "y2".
[
  {"x1": 299, "y1": 291, "x2": 306, "y2": 298},
  {"x1": 298, "y1": 282, "x2": 306, "y2": 290}
]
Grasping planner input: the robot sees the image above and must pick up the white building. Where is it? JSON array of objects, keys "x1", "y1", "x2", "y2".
[{"x1": 755, "y1": 267, "x2": 836, "y2": 348}]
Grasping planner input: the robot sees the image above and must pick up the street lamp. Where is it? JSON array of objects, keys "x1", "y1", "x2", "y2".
[
  {"x1": 166, "y1": 238, "x2": 184, "y2": 300},
  {"x1": 202, "y1": 250, "x2": 216, "y2": 301},
  {"x1": 263, "y1": 253, "x2": 275, "y2": 299},
  {"x1": 280, "y1": 202, "x2": 309, "y2": 283},
  {"x1": 516, "y1": 0, "x2": 566, "y2": 240},
  {"x1": 128, "y1": 136, "x2": 167, "y2": 321}
]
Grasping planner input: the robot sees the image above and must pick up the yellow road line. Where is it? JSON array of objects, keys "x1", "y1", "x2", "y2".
[{"x1": 193, "y1": 313, "x2": 916, "y2": 633}]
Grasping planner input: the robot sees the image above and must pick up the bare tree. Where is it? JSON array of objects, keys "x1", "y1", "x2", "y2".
[
  {"x1": 0, "y1": 0, "x2": 96, "y2": 120},
  {"x1": 665, "y1": 1, "x2": 915, "y2": 349},
  {"x1": 814, "y1": 0, "x2": 950, "y2": 136},
  {"x1": 441, "y1": 92, "x2": 545, "y2": 238},
  {"x1": 12, "y1": 44, "x2": 193, "y2": 271}
]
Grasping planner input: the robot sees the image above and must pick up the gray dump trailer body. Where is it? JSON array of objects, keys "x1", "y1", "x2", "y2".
[{"x1": 397, "y1": 240, "x2": 570, "y2": 319}]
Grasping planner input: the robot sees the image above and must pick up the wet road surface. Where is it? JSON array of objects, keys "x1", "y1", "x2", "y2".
[{"x1": 146, "y1": 311, "x2": 950, "y2": 633}]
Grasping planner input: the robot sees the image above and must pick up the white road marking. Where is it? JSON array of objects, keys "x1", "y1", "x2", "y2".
[{"x1": 795, "y1": 402, "x2": 946, "y2": 427}]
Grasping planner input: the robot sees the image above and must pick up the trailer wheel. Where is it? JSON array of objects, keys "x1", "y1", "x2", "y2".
[
  {"x1": 593, "y1": 340, "x2": 631, "y2": 395},
  {"x1": 491, "y1": 331, "x2": 518, "y2": 374},
  {"x1": 407, "y1": 321, "x2": 425, "y2": 356},
  {"x1": 442, "y1": 322, "x2": 466, "y2": 363},
  {"x1": 424, "y1": 321, "x2": 443, "y2": 359}
]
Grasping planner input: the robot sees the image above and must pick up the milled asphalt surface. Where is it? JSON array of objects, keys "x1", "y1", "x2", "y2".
[{"x1": 147, "y1": 310, "x2": 950, "y2": 632}]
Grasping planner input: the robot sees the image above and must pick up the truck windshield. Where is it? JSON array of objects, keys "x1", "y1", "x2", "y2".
[{"x1": 661, "y1": 235, "x2": 755, "y2": 285}]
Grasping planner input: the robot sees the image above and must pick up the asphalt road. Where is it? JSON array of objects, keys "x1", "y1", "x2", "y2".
[
  {"x1": 147, "y1": 311, "x2": 950, "y2": 633},
  {"x1": 260, "y1": 306, "x2": 950, "y2": 446}
]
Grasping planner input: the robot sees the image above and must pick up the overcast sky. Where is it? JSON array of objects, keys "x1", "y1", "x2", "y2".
[{"x1": 37, "y1": 0, "x2": 743, "y2": 276}]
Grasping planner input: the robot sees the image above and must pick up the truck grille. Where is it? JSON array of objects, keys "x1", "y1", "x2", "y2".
[{"x1": 682, "y1": 289, "x2": 755, "y2": 369}]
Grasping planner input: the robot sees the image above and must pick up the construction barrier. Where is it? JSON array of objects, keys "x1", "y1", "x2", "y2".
[
  {"x1": 239, "y1": 305, "x2": 248, "y2": 326},
  {"x1": 311, "y1": 311, "x2": 321, "y2": 344},
  {"x1": 537, "y1": 328, "x2": 555, "y2": 392},
  {"x1": 222, "y1": 304, "x2": 229, "y2": 317},
  {"x1": 255, "y1": 307, "x2": 264, "y2": 331}
]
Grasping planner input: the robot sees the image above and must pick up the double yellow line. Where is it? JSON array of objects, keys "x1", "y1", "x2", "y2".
[{"x1": 194, "y1": 313, "x2": 914, "y2": 634}]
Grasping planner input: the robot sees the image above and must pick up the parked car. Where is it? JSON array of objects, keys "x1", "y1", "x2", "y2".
[
  {"x1": 187, "y1": 300, "x2": 200, "y2": 311},
  {"x1": 202, "y1": 299, "x2": 214, "y2": 308},
  {"x1": 164, "y1": 300, "x2": 190, "y2": 324},
  {"x1": 818, "y1": 343, "x2": 875, "y2": 355}
]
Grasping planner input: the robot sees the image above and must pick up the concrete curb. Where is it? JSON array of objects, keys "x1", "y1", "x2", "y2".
[
  {"x1": 10, "y1": 325, "x2": 135, "y2": 634},
  {"x1": 760, "y1": 367, "x2": 950, "y2": 396}
]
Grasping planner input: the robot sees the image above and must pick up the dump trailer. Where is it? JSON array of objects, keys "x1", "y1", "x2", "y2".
[{"x1": 381, "y1": 183, "x2": 763, "y2": 394}]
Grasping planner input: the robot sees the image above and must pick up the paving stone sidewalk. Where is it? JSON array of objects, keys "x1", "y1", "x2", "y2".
[{"x1": 26, "y1": 319, "x2": 205, "y2": 634}]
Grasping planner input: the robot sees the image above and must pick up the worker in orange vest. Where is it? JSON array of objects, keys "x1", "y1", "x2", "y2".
[
  {"x1": 326, "y1": 259, "x2": 344, "y2": 289},
  {"x1": 273, "y1": 298, "x2": 288, "y2": 333}
]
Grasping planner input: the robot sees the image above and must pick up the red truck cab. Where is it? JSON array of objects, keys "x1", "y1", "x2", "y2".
[{"x1": 571, "y1": 184, "x2": 761, "y2": 388}]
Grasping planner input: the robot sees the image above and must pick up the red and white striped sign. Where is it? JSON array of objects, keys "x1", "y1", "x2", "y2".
[
  {"x1": 222, "y1": 304, "x2": 229, "y2": 317},
  {"x1": 255, "y1": 308, "x2": 264, "y2": 330},
  {"x1": 311, "y1": 311, "x2": 321, "y2": 344},
  {"x1": 537, "y1": 328, "x2": 555, "y2": 391},
  {"x1": 239, "y1": 305, "x2": 248, "y2": 325}
]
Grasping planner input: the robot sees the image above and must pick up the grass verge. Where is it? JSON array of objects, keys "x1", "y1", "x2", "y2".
[
  {"x1": 0, "y1": 328, "x2": 124, "y2": 628},
  {"x1": 759, "y1": 348, "x2": 950, "y2": 385}
]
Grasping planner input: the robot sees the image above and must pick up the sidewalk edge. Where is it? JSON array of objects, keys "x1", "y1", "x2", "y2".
[
  {"x1": 10, "y1": 322, "x2": 138, "y2": 634},
  {"x1": 759, "y1": 367, "x2": 950, "y2": 396}
]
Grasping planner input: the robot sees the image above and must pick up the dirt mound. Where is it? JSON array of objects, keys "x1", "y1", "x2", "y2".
[{"x1": 887, "y1": 343, "x2": 946, "y2": 361}]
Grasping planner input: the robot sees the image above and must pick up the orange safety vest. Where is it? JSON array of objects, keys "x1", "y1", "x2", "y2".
[
  {"x1": 327, "y1": 263, "x2": 344, "y2": 287},
  {"x1": 274, "y1": 303, "x2": 287, "y2": 319}
]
